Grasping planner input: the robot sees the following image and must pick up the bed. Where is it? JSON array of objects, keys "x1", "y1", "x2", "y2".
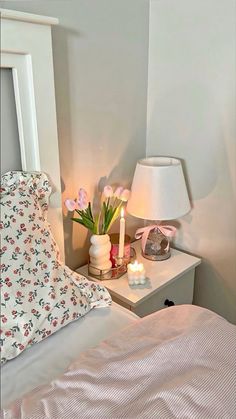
[
  {"x1": 2, "y1": 305, "x2": 236, "y2": 418},
  {"x1": 1, "y1": 8, "x2": 236, "y2": 419},
  {"x1": 1, "y1": 302, "x2": 138, "y2": 408},
  {"x1": 0, "y1": 7, "x2": 138, "y2": 408}
]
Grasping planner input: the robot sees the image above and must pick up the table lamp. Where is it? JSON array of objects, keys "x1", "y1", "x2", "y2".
[{"x1": 127, "y1": 157, "x2": 191, "y2": 261}]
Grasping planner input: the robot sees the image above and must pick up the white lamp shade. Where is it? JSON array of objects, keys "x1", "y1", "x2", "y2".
[{"x1": 127, "y1": 157, "x2": 191, "y2": 221}]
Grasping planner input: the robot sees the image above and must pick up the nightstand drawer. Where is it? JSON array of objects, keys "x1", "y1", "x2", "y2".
[{"x1": 131, "y1": 270, "x2": 195, "y2": 317}]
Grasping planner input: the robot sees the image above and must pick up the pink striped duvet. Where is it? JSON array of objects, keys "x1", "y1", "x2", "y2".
[{"x1": 3, "y1": 305, "x2": 236, "y2": 419}]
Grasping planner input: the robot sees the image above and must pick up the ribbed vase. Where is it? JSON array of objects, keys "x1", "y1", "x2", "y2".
[{"x1": 89, "y1": 234, "x2": 112, "y2": 275}]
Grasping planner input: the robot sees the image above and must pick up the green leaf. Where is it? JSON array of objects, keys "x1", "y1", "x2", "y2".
[
  {"x1": 94, "y1": 212, "x2": 101, "y2": 234},
  {"x1": 75, "y1": 209, "x2": 86, "y2": 217},
  {"x1": 71, "y1": 217, "x2": 95, "y2": 233},
  {"x1": 105, "y1": 203, "x2": 123, "y2": 233},
  {"x1": 87, "y1": 203, "x2": 93, "y2": 220}
]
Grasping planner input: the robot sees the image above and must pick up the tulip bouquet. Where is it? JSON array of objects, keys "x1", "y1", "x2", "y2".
[{"x1": 65, "y1": 185, "x2": 130, "y2": 235}]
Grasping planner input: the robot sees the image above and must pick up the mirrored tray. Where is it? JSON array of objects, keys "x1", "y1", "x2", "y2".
[{"x1": 88, "y1": 247, "x2": 136, "y2": 280}]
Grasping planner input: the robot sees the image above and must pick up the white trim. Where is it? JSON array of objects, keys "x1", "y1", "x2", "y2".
[
  {"x1": 2, "y1": 53, "x2": 41, "y2": 171},
  {"x1": 0, "y1": 8, "x2": 58, "y2": 26},
  {"x1": 1, "y1": 11, "x2": 65, "y2": 261},
  {"x1": 12, "y1": 66, "x2": 27, "y2": 170}
]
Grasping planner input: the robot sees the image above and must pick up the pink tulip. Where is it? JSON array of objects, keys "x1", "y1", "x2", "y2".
[
  {"x1": 103, "y1": 185, "x2": 113, "y2": 198},
  {"x1": 120, "y1": 189, "x2": 130, "y2": 202},
  {"x1": 78, "y1": 188, "x2": 88, "y2": 210},
  {"x1": 114, "y1": 186, "x2": 124, "y2": 198},
  {"x1": 78, "y1": 199, "x2": 88, "y2": 210},
  {"x1": 65, "y1": 199, "x2": 77, "y2": 211}
]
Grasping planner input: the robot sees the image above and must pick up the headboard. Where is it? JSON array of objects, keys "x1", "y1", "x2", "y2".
[{"x1": 0, "y1": 8, "x2": 65, "y2": 261}]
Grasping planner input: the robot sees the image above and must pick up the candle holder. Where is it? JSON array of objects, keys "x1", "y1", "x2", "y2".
[
  {"x1": 88, "y1": 247, "x2": 136, "y2": 280},
  {"x1": 110, "y1": 234, "x2": 131, "y2": 267}
]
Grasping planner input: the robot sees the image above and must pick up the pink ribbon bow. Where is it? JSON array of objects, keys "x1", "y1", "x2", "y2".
[{"x1": 135, "y1": 225, "x2": 177, "y2": 253}]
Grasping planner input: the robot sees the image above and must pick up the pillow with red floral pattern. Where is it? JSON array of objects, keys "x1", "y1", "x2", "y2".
[{"x1": 0, "y1": 171, "x2": 111, "y2": 364}]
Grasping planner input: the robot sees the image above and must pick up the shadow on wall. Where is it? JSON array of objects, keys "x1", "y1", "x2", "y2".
[
  {"x1": 51, "y1": 24, "x2": 85, "y2": 269},
  {"x1": 94, "y1": 135, "x2": 146, "y2": 238},
  {"x1": 55, "y1": 24, "x2": 145, "y2": 269},
  {"x1": 62, "y1": 133, "x2": 145, "y2": 270},
  {"x1": 63, "y1": 207, "x2": 90, "y2": 269},
  {"x1": 147, "y1": 81, "x2": 221, "y2": 200},
  {"x1": 194, "y1": 261, "x2": 236, "y2": 325},
  {"x1": 147, "y1": 80, "x2": 236, "y2": 324}
]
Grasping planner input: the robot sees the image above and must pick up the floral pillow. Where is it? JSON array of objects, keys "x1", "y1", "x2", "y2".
[{"x1": 0, "y1": 172, "x2": 111, "y2": 364}]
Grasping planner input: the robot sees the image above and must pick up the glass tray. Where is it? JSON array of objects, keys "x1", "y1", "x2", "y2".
[{"x1": 88, "y1": 247, "x2": 136, "y2": 281}]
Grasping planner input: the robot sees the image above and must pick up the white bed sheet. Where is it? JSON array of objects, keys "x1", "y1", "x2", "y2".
[{"x1": 1, "y1": 302, "x2": 138, "y2": 408}]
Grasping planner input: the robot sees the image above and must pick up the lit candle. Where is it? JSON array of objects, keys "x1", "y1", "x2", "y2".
[
  {"x1": 127, "y1": 260, "x2": 137, "y2": 285},
  {"x1": 118, "y1": 208, "x2": 125, "y2": 259},
  {"x1": 137, "y1": 263, "x2": 146, "y2": 283},
  {"x1": 127, "y1": 260, "x2": 146, "y2": 285}
]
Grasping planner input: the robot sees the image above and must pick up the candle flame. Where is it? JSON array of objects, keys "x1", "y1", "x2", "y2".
[{"x1": 121, "y1": 207, "x2": 125, "y2": 218}]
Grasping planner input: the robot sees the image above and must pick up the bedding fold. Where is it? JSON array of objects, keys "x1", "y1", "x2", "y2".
[{"x1": 3, "y1": 305, "x2": 236, "y2": 419}]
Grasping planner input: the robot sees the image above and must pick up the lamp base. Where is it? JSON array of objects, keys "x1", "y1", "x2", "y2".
[
  {"x1": 142, "y1": 250, "x2": 171, "y2": 261},
  {"x1": 142, "y1": 228, "x2": 171, "y2": 261}
]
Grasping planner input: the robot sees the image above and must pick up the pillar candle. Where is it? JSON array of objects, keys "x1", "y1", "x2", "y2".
[{"x1": 128, "y1": 260, "x2": 146, "y2": 285}]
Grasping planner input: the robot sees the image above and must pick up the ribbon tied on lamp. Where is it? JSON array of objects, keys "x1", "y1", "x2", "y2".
[
  {"x1": 127, "y1": 156, "x2": 191, "y2": 261},
  {"x1": 135, "y1": 225, "x2": 177, "y2": 254}
]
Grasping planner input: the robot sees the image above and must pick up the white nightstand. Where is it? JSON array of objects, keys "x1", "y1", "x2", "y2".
[{"x1": 77, "y1": 240, "x2": 201, "y2": 317}]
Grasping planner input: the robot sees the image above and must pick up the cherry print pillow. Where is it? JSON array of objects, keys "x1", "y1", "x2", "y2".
[{"x1": 0, "y1": 172, "x2": 111, "y2": 364}]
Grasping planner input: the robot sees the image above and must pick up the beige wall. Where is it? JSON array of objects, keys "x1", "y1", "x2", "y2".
[
  {"x1": 2, "y1": 0, "x2": 150, "y2": 269},
  {"x1": 147, "y1": 0, "x2": 236, "y2": 323}
]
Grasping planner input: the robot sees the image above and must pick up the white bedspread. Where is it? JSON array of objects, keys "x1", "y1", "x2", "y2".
[
  {"x1": 2, "y1": 305, "x2": 236, "y2": 419},
  {"x1": 1, "y1": 302, "x2": 138, "y2": 408}
]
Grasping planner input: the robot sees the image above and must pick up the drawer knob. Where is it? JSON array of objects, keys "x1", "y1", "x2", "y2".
[{"x1": 164, "y1": 299, "x2": 175, "y2": 307}]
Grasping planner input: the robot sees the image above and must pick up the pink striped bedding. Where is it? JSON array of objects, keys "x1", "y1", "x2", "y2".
[{"x1": 2, "y1": 304, "x2": 236, "y2": 419}]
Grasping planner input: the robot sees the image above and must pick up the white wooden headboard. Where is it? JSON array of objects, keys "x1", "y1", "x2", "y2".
[{"x1": 0, "y1": 8, "x2": 65, "y2": 261}]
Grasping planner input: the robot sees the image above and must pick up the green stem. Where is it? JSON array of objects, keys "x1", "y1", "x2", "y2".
[{"x1": 105, "y1": 202, "x2": 123, "y2": 233}]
